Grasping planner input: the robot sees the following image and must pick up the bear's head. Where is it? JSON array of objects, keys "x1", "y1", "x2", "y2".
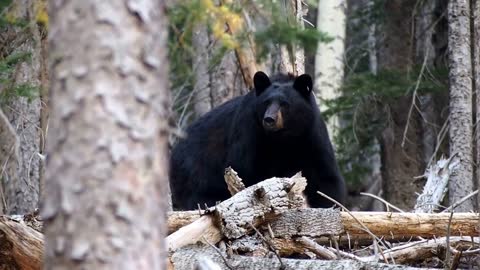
[{"x1": 253, "y1": 71, "x2": 315, "y2": 137}]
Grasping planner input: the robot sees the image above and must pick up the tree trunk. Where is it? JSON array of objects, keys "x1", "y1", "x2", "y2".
[
  {"x1": 43, "y1": 0, "x2": 170, "y2": 268},
  {"x1": 0, "y1": 0, "x2": 45, "y2": 215},
  {"x1": 270, "y1": 0, "x2": 306, "y2": 76},
  {"x1": 192, "y1": 25, "x2": 212, "y2": 117},
  {"x1": 416, "y1": 0, "x2": 440, "y2": 168},
  {"x1": 447, "y1": 0, "x2": 475, "y2": 212},
  {"x1": 192, "y1": 25, "x2": 246, "y2": 118},
  {"x1": 473, "y1": 0, "x2": 480, "y2": 211},
  {"x1": 314, "y1": 0, "x2": 347, "y2": 141},
  {"x1": 378, "y1": 0, "x2": 425, "y2": 210}
]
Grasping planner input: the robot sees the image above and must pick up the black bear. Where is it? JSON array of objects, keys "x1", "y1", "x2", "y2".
[{"x1": 170, "y1": 71, "x2": 346, "y2": 210}]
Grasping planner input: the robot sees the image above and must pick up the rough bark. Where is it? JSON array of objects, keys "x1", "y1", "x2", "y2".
[
  {"x1": 264, "y1": 208, "x2": 343, "y2": 237},
  {"x1": 314, "y1": 0, "x2": 347, "y2": 141},
  {"x1": 378, "y1": 0, "x2": 425, "y2": 210},
  {"x1": 43, "y1": 0, "x2": 170, "y2": 269},
  {"x1": 447, "y1": 0, "x2": 475, "y2": 211},
  {"x1": 474, "y1": 0, "x2": 480, "y2": 211},
  {"x1": 1, "y1": 0, "x2": 44, "y2": 215}
]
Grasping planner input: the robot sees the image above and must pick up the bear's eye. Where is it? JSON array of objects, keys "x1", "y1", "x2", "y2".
[{"x1": 281, "y1": 101, "x2": 290, "y2": 108}]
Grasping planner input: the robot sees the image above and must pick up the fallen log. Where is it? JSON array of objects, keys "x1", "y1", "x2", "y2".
[
  {"x1": 168, "y1": 210, "x2": 203, "y2": 234},
  {"x1": 342, "y1": 211, "x2": 479, "y2": 238},
  {"x1": 166, "y1": 174, "x2": 307, "y2": 251},
  {"x1": 367, "y1": 236, "x2": 480, "y2": 264},
  {"x1": 0, "y1": 216, "x2": 43, "y2": 270},
  {"x1": 168, "y1": 209, "x2": 480, "y2": 239},
  {"x1": 170, "y1": 244, "x2": 430, "y2": 270},
  {"x1": 232, "y1": 235, "x2": 480, "y2": 265}
]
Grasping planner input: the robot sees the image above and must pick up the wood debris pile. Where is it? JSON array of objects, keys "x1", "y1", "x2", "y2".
[
  {"x1": 167, "y1": 167, "x2": 480, "y2": 269},
  {"x1": 1, "y1": 164, "x2": 479, "y2": 269}
]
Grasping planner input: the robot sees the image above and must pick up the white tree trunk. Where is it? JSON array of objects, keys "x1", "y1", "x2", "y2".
[
  {"x1": 43, "y1": 0, "x2": 170, "y2": 268},
  {"x1": 447, "y1": 0, "x2": 475, "y2": 212},
  {"x1": 314, "y1": 0, "x2": 347, "y2": 142}
]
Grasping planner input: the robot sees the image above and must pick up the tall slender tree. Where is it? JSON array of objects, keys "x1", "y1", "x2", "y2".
[
  {"x1": 447, "y1": 0, "x2": 475, "y2": 212},
  {"x1": 43, "y1": 0, "x2": 170, "y2": 268}
]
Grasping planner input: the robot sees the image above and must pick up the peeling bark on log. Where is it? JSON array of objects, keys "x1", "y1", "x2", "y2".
[
  {"x1": 167, "y1": 174, "x2": 307, "y2": 251},
  {"x1": 0, "y1": 216, "x2": 43, "y2": 270},
  {"x1": 212, "y1": 174, "x2": 306, "y2": 239},
  {"x1": 171, "y1": 245, "x2": 428, "y2": 270}
]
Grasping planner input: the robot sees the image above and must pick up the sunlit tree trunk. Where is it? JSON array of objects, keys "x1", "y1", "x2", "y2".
[
  {"x1": 314, "y1": 0, "x2": 347, "y2": 141},
  {"x1": 447, "y1": 0, "x2": 475, "y2": 212},
  {"x1": 43, "y1": 0, "x2": 170, "y2": 268},
  {"x1": 0, "y1": 0, "x2": 46, "y2": 214}
]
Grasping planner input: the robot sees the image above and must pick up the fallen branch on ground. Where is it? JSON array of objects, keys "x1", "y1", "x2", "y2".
[
  {"x1": 167, "y1": 209, "x2": 479, "y2": 239},
  {"x1": 0, "y1": 215, "x2": 43, "y2": 270}
]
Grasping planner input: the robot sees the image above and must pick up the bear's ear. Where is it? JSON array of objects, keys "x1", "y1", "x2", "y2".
[
  {"x1": 254, "y1": 71, "x2": 271, "y2": 95},
  {"x1": 293, "y1": 74, "x2": 313, "y2": 97}
]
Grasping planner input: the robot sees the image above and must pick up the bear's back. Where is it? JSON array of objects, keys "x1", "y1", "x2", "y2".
[{"x1": 170, "y1": 93, "x2": 251, "y2": 209}]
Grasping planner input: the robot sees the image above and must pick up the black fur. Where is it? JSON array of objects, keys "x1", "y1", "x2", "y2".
[{"x1": 170, "y1": 72, "x2": 346, "y2": 210}]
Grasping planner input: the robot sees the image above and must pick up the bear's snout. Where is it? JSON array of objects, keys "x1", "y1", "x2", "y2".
[
  {"x1": 263, "y1": 116, "x2": 276, "y2": 127},
  {"x1": 263, "y1": 103, "x2": 284, "y2": 131}
]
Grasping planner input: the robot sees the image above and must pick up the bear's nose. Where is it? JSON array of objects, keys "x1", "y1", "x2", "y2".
[{"x1": 263, "y1": 117, "x2": 276, "y2": 127}]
